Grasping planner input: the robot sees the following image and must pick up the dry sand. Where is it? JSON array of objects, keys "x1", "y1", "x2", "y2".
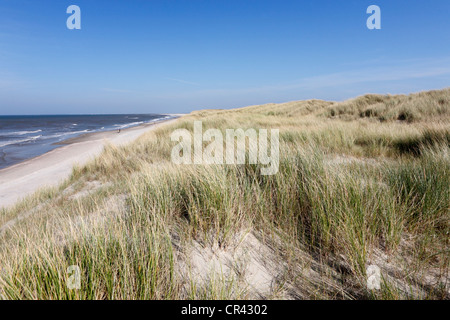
[{"x1": 0, "y1": 117, "x2": 179, "y2": 209}]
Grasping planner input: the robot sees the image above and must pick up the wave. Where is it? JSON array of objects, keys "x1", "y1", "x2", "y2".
[
  {"x1": 42, "y1": 129, "x2": 90, "y2": 140},
  {"x1": 1, "y1": 129, "x2": 42, "y2": 136},
  {"x1": 0, "y1": 135, "x2": 42, "y2": 148},
  {"x1": 113, "y1": 121, "x2": 144, "y2": 129}
]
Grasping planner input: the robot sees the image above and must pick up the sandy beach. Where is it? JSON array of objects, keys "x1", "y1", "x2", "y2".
[{"x1": 0, "y1": 117, "x2": 179, "y2": 209}]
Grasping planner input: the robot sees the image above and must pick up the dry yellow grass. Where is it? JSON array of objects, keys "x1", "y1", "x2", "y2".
[{"x1": 0, "y1": 88, "x2": 448, "y2": 299}]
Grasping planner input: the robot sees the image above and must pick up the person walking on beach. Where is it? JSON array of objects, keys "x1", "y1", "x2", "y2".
[{"x1": 117, "y1": 129, "x2": 121, "y2": 133}]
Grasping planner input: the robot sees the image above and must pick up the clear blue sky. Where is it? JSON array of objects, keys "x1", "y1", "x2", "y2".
[{"x1": 1, "y1": 0, "x2": 449, "y2": 115}]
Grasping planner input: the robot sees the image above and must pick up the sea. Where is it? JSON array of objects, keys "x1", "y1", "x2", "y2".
[{"x1": 0, "y1": 114, "x2": 172, "y2": 169}]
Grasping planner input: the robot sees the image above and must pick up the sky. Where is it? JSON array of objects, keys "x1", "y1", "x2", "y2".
[{"x1": 0, "y1": 0, "x2": 449, "y2": 115}]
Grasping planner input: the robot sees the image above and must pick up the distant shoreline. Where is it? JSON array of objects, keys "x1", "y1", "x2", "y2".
[
  {"x1": 54, "y1": 115, "x2": 180, "y2": 145},
  {"x1": 0, "y1": 113, "x2": 185, "y2": 170},
  {"x1": 0, "y1": 116, "x2": 181, "y2": 208}
]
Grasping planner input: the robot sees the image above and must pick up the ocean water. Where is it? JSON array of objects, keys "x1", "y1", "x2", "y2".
[{"x1": 0, "y1": 114, "x2": 171, "y2": 169}]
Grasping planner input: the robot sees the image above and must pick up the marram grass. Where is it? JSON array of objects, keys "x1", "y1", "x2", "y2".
[{"x1": 0, "y1": 88, "x2": 449, "y2": 300}]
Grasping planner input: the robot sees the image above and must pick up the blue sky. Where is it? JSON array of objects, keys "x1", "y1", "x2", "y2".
[{"x1": 1, "y1": 0, "x2": 449, "y2": 115}]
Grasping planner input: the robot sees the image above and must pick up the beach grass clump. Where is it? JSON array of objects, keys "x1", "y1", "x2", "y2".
[{"x1": 323, "y1": 88, "x2": 450, "y2": 122}]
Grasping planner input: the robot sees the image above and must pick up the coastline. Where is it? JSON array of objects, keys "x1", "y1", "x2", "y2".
[
  {"x1": 0, "y1": 116, "x2": 181, "y2": 209},
  {"x1": 54, "y1": 116, "x2": 176, "y2": 145}
]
